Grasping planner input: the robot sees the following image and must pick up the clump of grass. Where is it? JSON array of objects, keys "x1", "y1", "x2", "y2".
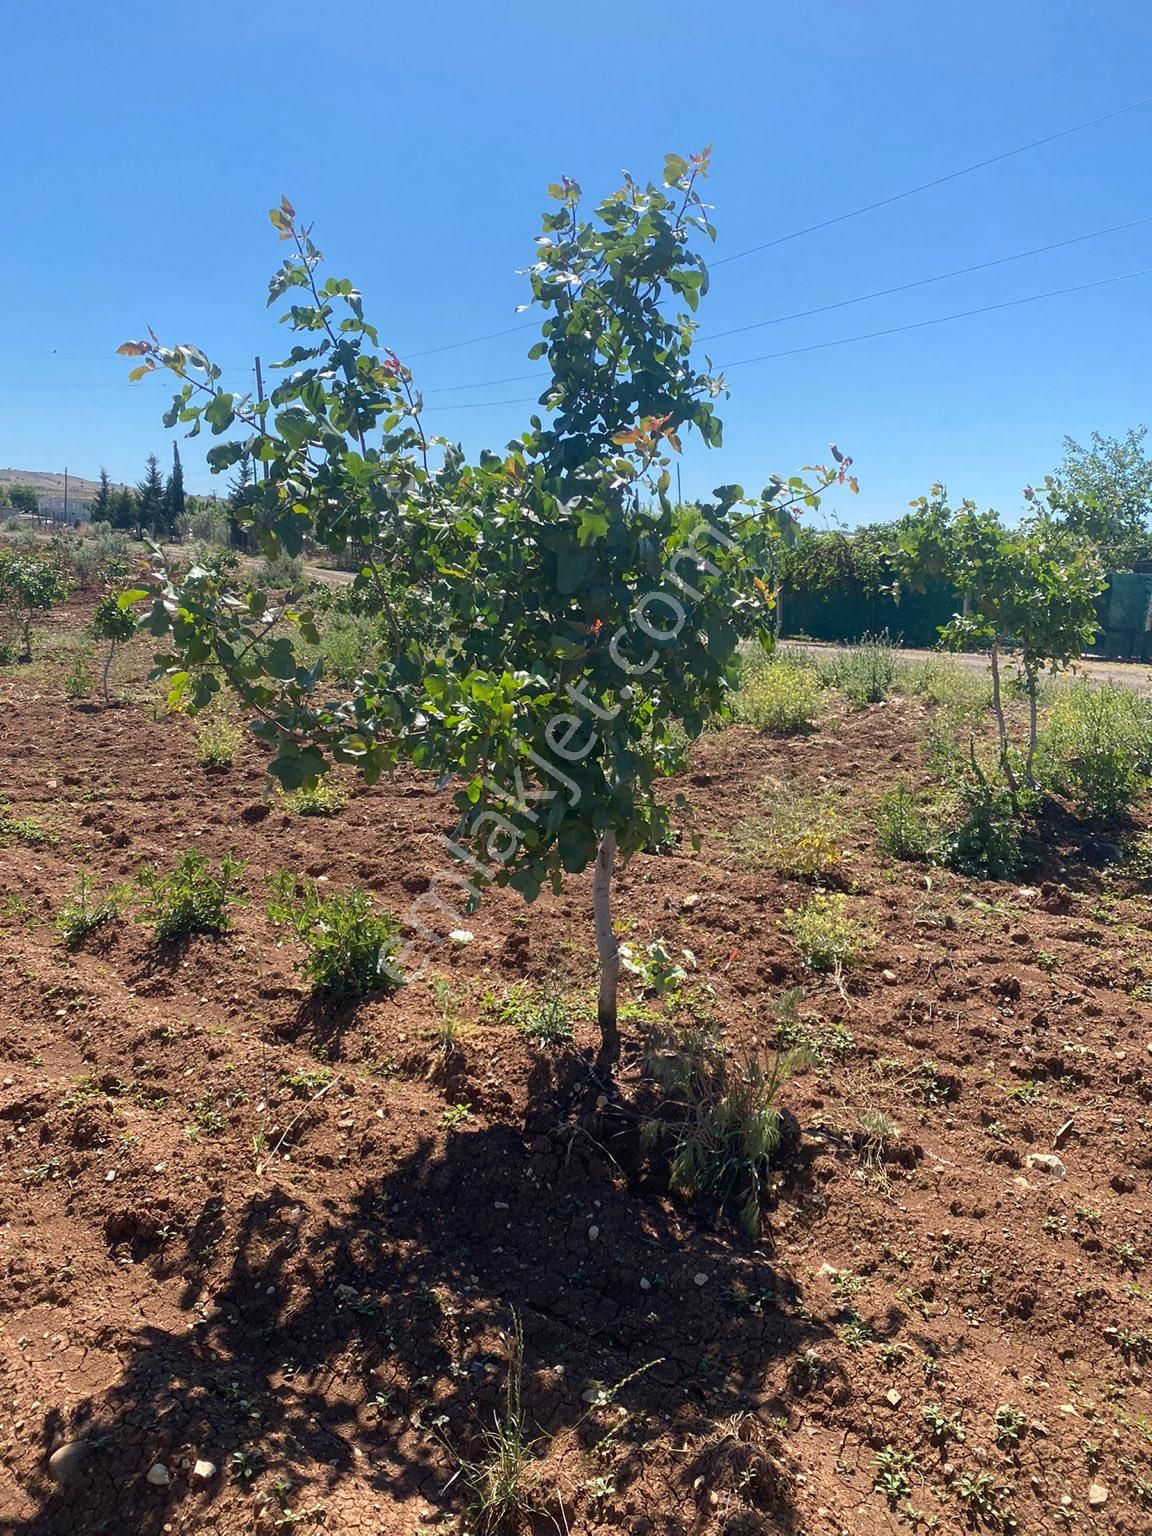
[
  {"x1": 876, "y1": 780, "x2": 936, "y2": 861},
  {"x1": 455, "y1": 1315, "x2": 545, "y2": 1534},
  {"x1": 731, "y1": 651, "x2": 822, "y2": 734},
  {"x1": 782, "y1": 892, "x2": 866, "y2": 974},
  {"x1": 195, "y1": 712, "x2": 245, "y2": 768},
  {"x1": 821, "y1": 632, "x2": 897, "y2": 707},
  {"x1": 136, "y1": 850, "x2": 247, "y2": 942},
  {"x1": 734, "y1": 787, "x2": 847, "y2": 881},
  {"x1": 485, "y1": 980, "x2": 575, "y2": 1046},
  {"x1": 896, "y1": 654, "x2": 990, "y2": 714},
  {"x1": 289, "y1": 778, "x2": 348, "y2": 816},
  {"x1": 267, "y1": 871, "x2": 402, "y2": 996},
  {"x1": 642, "y1": 1022, "x2": 810, "y2": 1237},
  {"x1": 56, "y1": 873, "x2": 126, "y2": 946},
  {"x1": 772, "y1": 988, "x2": 856, "y2": 1062},
  {"x1": 0, "y1": 796, "x2": 58, "y2": 847},
  {"x1": 1038, "y1": 680, "x2": 1152, "y2": 820}
]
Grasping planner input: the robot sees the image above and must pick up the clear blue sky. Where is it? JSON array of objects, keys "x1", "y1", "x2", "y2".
[{"x1": 3, "y1": 0, "x2": 1151, "y2": 526}]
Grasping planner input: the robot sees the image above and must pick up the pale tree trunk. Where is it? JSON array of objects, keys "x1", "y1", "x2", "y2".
[
  {"x1": 102, "y1": 641, "x2": 116, "y2": 707},
  {"x1": 1025, "y1": 686, "x2": 1039, "y2": 786},
  {"x1": 989, "y1": 641, "x2": 1017, "y2": 793},
  {"x1": 592, "y1": 829, "x2": 620, "y2": 1073}
]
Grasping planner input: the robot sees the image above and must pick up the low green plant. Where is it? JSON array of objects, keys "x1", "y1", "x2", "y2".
[
  {"x1": 641, "y1": 1022, "x2": 810, "y2": 1236},
  {"x1": 63, "y1": 647, "x2": 95, "y2": 700},
  {"x1": 731, "y1": 652, "x2": 822, "y2": 734},
  {"x1": 487, "y1": 980, "x2": 575, "y2": 1046},
  {"x1": 822, "y1": 632, "x2": 898, "y2": 706},
  {"x1": 897, "y1": 655, "x2": 990, "y2": 713},
  {"x1": 736, "y1": 788, "x2": 847, "y2": 881},
  {"x1": 620, "y1": 935, "x2": 695, "y2": 997},
  {"x1": 922, "y1": 1403, "x2": 965, "y2": 1445},
  {"x1": 267, "y1": 871, "x2": 402, "y2": 996},
  {"x1": 773, "y1": 988, "x2": 857, "y2": 1061},
  {"x1": 783, "y1": 892, "x2": 866, "y2": 973},
  {"x1": 1038, "y1": 681, "x2": 1152, "y2": 820},
  {"x1": 938, "y1": 768, "x2": 1021, "y2": 880},
  {"x1": 872, "y1": 1445, "x2": 916, "y2": 1505},
  {"x1": 876, "y1": 780, "x2": 936, "y2": 861},
  {"x1": 195, "y1": 712, "x2": 245, "y2": 768},
  {"x1": 136, "y1": 850, "x2": 247, "y2": 942},
  {"x1": 0, "y1": 798, "x2": 58, "y2": 847},
  {"x1": 993, "y1": 1404, "x2": 1028, "y2": 1449},
  {"x1": 289, "y1": 777, "x2": 348, "y2": 816},
  {"x1": 56, "y1": 874, "x2": 126, "y2": 946}
]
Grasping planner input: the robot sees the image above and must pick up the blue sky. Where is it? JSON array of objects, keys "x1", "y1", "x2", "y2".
[{"x1": 3, "y1": 0, "x2": 1151, "y2": 526}]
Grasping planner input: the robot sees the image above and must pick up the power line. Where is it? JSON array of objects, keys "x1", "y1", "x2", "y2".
[
  {"x1": 712, "y1": 93, "x2": 1152, "y2": 267},
  {"x1": 419, "y1": 265, "x2": 1152, "y2": 408},
  {"x1": 704, "y1": 214, "x2": 1152, "y2": 341},
  {"x1": 716, "y1": 266, "x2": 1152, "y2": 371},
  {"x1": 419, "y1": 212, "x2": 1152, "y2": 393}
]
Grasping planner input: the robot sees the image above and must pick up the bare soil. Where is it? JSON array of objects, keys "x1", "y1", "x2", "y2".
[{"x1": 0, "y1": 601, "x2": 1150, "y2": 1536}]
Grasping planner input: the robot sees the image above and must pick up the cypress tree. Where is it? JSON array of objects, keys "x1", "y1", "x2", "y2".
[
  {"x1": 135, "y1": 454, "x2": 165, "y2": 537},
  {"x1": 89, "y1": 467, "x2": 114, "y2": 524}
]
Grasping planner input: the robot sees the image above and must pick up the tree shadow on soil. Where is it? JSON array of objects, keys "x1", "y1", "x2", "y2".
[{"x1": 4, "y1": 1061, "x2": 830, "y2": 1536}]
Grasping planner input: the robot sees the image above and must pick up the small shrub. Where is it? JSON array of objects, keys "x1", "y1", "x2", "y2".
[
  {"x1": 642, "y1": 1023, "x2": 810, "y2": 1236},
  {"x1": 289, "y1": 777, "x2": 348, "y2": 816},
  {"x1": 876, "y1": 780, "x2": 936, "y2": 861},
  {"x1": 731, "y1": 652, "x2": 822, "y2": 734},
  {"x1": 195, "y1": 712, "x2": 245, "y2": 768},
  {"x1": 255, "y1": 550, "x2": 305, "y2": 589},
  {"x1": 1039, "y1": 681, "x2": 1152, "y2": 820},
  {"x1": 896, "y1": 655, "x2": 990, "y2": 713},
  {"x1": 822, "y1": 632, "x2": 898, "y2": 707},
  {"x1": 63, "y1": 648, "x2": 95, "y2": 700},
  {"x1": 137, "y1": 850, "x2": 247, "y2": 942},
  {"x1": 267, "y1": 871, "x2": 402, "y2": 996},
  {"x1": 938, "y1": 775, "x2": 1021, "y2": 879},
  {"x1": 56, "y1": 874, "x2": 125, "y2": 946},
  {"x1": 313, "y1": 612, "x2": 386, "y2": 687},
  {"x1": 783, "y1": 893, "x2": 865, "y2": 973}
]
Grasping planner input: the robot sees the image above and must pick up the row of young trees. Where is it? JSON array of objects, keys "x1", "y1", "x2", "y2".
[
  {"x1": 121, "y1": 154, "x2": 848, "y2": 1068},
  {"x1": 779, "y1": 428, "x2": 1152, "y2": 601}
]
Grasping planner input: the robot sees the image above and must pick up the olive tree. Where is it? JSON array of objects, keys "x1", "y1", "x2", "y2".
[{"x1": 122, "y1": 155, "x2": 846, "y2": 1069}]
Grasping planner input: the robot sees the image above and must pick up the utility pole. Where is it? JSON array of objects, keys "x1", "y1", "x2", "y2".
[
  {"x1": 254, "y1": 357, "x2": 269, "y2": 480},
  {"x1": 63, "y1": 466, "x2": 68, "y2": 525}
]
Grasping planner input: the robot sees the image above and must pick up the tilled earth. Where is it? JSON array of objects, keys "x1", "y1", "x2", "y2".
[{"x1": 0, "y1": 606, "x2": 1150, "y2": 1535}]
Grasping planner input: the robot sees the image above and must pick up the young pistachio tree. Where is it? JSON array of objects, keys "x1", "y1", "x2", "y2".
[
  {"x1": 896, "y1": 489, "x2": 1103, "y2": 789},
  {"x1": 121, "y1": 154, "x2": 848, "y2": 1069},
  {"x1": 0, "y1": 551, "x2": 70, "y2": 659},
  {"x1": 91, "y1": 587, "x2": 147, "y2": 705}
]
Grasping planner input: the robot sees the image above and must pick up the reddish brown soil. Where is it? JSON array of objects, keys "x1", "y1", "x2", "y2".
[{"x1": 0, "y1": 604, "x2": 1150, "y2": 1536}]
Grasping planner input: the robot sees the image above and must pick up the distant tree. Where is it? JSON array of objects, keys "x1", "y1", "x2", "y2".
[
  {"x1": 225, "y1": 455, "x2": 259, "y2": 551},
  {"x1": 0, "y1": 551, "x2": 71, "y2": 658},
  {"x1": 161, "y1": 443, "x2": 186, "y2": 539},
  {"x1": 91, "y1": 586, "x2": 147, "y2": 704},
  {"x1": 89, "y1": 467, "x2": 114, "y2": 524},
  {"x1": 110, "y1": 485, "x2": 137, "y2": 534},
  {"x1": 0, "y1": 486, "x2": 9, "y2": 509},
  {"x1": 136, "y1": 454, "x2": 165, "y2": 537},
  {"x1": 1043, "y1": 427, "x2": 1152, "y2": 570},
  {"x1": 9, "y1": 484, "x2": 40, "y2": 522}
]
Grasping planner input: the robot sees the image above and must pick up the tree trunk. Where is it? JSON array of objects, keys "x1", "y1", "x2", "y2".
[
  {"x1": 1025, "y1": 669, "x2": 1039, "y2": 786},
  {"x1": 103, "y1": 641, "x2": 115, "y2": 707},
  {"x1": 989, "y1": 642, "x2": 1017, "y2": 793},
  {"x1": 592, "y1": 829, "x2": 620, "y2": 1073}
]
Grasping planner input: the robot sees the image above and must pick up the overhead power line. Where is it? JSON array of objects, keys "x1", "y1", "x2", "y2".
[
  {"x1": 418, "y1": 265, "x2": 1152, "y2": 408},
  {"x1": 712, "y1": 93, "x2": 1152, "y2": 267},
  {"x1": 402, "y1": 92, "x2": 1152, "y2": 358},
  {"x1": 717, "y1": 266, "x2": 1152, "y2": 369},
  {"x1": 420, "y1": 213, "x2": 1152, "y2": 394}
]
